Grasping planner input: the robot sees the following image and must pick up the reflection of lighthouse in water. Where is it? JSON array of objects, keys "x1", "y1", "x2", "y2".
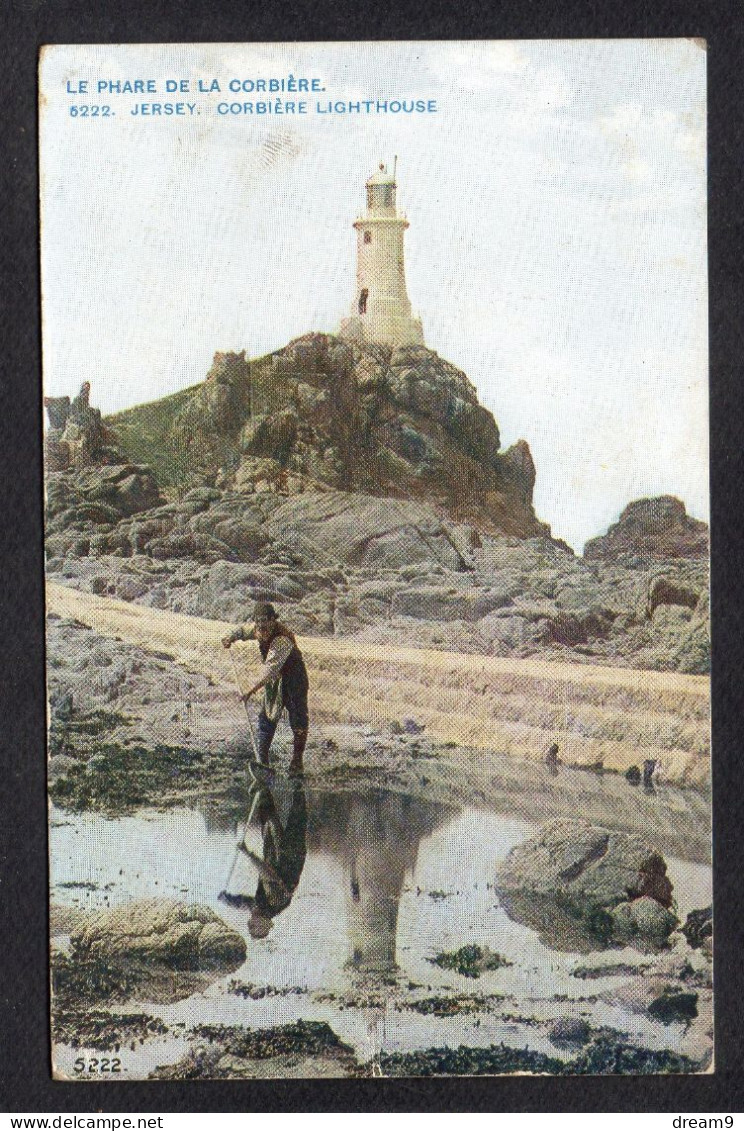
[
  {"x1": 340, "y1": 791, "x2": 445, "y2": 974},
  {"x1": 339, "y1": 160, "x2": 425, "y2": 349},
  {"x1": 345, "y1": 798, "x2": 407, "y2": 973},
  {"x1": 310, "y1": 789, "x2": 451, "y2": 1062}
]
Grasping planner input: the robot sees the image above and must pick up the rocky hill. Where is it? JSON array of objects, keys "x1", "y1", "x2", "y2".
[
  {"x1": 44, "y1": 338, "x2": 710, "y2": 674},
  {"x1": 109, "y1": 334, "x2": 548, "y2": 539}
]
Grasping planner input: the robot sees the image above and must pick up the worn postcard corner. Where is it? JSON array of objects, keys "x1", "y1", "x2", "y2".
[{"x1": 42, "y1": 41, "x2": 711, "y2": 1081}]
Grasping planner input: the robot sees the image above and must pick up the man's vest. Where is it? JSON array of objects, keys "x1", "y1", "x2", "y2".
[{"x1": 259, "y1": 624, "x2": 308, "y2": 694}]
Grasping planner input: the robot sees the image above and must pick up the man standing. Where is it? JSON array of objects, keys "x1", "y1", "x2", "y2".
[{"x1": 222, "y1": 602, "x2": 309, "y2": 776}]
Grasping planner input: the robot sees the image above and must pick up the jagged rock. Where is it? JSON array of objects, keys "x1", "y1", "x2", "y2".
[
  {"x1": 71, "y1": 899, "x2": 246, "y2": 970},
  {"x1": 680, "y1": 906, "x2": 713, "y2": 950},
  {"x1": 44, "y1": 383, "x2": 120, "y2": 471},
  {"x1": 44, "y1": 396, "x2": 72, "y2": 431},
  {"x1": 584, "y1": 497, "x2": 708, "y2": 564},
  {"x1": 496, "y1": 440, "x2": 536, "y2": 504},
  {"x1": 46, "y1": 465, "x2": 163, "y2": 530},
  {"x1": 180, "y1": 351, "x2": 248, "y2": 427},
  {"x1": 240, "y1": 411, "x2": 298, "y2": 461}
]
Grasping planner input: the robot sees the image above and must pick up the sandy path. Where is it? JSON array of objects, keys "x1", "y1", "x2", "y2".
[{"x1": 46, "y1": 581, "x2": 710, "y2": 785}]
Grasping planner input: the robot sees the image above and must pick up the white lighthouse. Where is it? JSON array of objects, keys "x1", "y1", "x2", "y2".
[{"x1": 339, "y1": 161, "x2": 425, "y2": 349}]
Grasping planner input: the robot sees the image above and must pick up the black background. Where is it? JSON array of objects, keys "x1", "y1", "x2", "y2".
[{"x1": 2, "y1": 0, "x2": 742, "y2": 1114}]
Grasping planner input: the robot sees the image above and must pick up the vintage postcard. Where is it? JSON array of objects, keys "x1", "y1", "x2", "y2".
[{"x1": 41, "y1": 41, "x2": 711, "y2": 1079}]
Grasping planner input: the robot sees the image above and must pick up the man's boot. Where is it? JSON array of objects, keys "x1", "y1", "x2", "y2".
[{"x1": 288, "y1": 728, "x2": 307, "y2": 777}]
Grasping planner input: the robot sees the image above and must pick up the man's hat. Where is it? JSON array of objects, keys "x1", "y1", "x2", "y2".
[{"x1": 253, "y1": 602, "x2": 278, "y2": 625}]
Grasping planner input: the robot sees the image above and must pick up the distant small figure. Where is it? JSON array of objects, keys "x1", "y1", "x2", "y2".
[
  {"x1": 625, "y1": 765, "x2": 642, "y2": 785},
  {"x1": 643, "y1": 759, "x2": 657, "y2": 788},
  {"x1": 545, "y1": 743, "x2": 560, "y2": 776}
]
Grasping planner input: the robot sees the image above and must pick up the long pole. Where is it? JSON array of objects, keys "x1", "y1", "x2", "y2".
[{"x1": 220, "y1": 785, "x2": 264, "y2": 898}]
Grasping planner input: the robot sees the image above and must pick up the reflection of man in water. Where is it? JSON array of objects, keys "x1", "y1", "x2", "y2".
[{"x1": 219, "y1": 782, "x2": 307, "y2": 939}]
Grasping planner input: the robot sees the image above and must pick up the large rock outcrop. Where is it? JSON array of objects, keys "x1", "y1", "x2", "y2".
[
  {"x1": 584, "y1": 497, "x2": 708, "y2": 566},
  {"x1": 111, "y1": 334, "x2": 547, "y2": 538}
]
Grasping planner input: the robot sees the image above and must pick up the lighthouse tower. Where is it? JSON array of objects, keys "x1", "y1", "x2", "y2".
[{"x1": 339, "y1": 162, "x2": 424, "y2": 349}]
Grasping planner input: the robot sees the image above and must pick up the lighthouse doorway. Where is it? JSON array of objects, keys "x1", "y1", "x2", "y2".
[{"x1": 358, "y1": 288, "x2": 368, "y2": 315}]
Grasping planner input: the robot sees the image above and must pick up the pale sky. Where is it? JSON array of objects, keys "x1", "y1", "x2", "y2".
[{"x1": 39, "y1": 40, "x2": 708, "y2": 551}]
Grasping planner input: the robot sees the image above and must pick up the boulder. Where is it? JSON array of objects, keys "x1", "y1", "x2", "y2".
[
  {"x1": 547, "y1": 610, "x2": 614, "y2": 646},
  {"x1": 478, "y1": 612, "x2": 549, "y2": 652},
  {"x1": 647, "y1": 985, "x2": 699, "y2": 1024},
  {"x1": 71, "y1": 898, "x2": 246, "y2": 970},
  {"x1": 610, "y1": 896, "x2": 678, "y2": 943},
  {"x1": 116, "y1": 576, "x2": 150, "y2": 602},
  {"x1": 497, "y1": 820, "x2": 675, "y2": 949},
  {"x1": 500, "y1": 820, "x2": 673, "y2": 908},
  {"x1": 549, "y1": 1017, "x2": 591, "y2": 1048},
  {"x1": 680, "y1": 906, "x2": 712, "y2": 950},
  {"x1": 647, "y1": 577, "x2": 700, "y2": 618}
]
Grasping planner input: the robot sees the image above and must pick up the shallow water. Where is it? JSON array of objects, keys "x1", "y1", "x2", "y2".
[{"x1": 50, "y1": 781, "x2": 712, "y2": 1077}]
